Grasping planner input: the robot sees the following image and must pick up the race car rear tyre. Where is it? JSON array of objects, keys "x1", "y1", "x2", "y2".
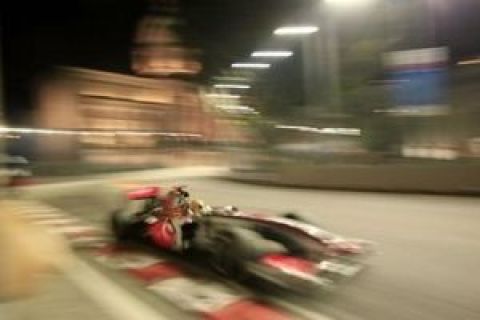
[
  {"x1": 209, "y1": 233, "x2": 248, "y2": 280},
  {"x1": 209, "y1": 228, "x2": 286, "y2": 281}
]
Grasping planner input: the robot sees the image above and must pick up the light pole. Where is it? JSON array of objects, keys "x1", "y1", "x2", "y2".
[
  {"x1": 274, "y1": 1, "x2": 343, "y2": 116},
  {"x1": 322, "y1": 1, "x2": 342, "y2": 114},
  {"x1": 279, "y1": 0, "x2": 383, "y2": 117},
  {"x1": 320, "y1": 0, "x2": 377, "y2": 114},
  {"x1": 0, "y1": 28, "x2": 7, "y2": 188},
  {"x1": 0, "y1": 31, "x2": 4, "y2": 124},
  {"x1": 231, "y1": 63, "x2": 271, "y2": 69},
  {"x1": 251, "y1": 50, "x2": 293, "y2": 58},
  {"x1": 273, "y1": 24, "x2": 325, "y2": 114}
]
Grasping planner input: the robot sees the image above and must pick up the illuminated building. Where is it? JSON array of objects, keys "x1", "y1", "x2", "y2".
[
  {"x1": 36, "y1": 67, "x2": 211, "y2": 148},
  {"x1": 34, "y1": 0, "x2": 249, "y2": 160}
]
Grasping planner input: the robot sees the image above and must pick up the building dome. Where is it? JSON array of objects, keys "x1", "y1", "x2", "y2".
[{"x1": 132, "y1": 1, "x2": 201, "y2": 77}]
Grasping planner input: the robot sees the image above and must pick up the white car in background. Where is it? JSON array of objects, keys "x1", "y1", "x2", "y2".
[{"x1": 0, "y1": 155, "x2": 32, "y2": 187}]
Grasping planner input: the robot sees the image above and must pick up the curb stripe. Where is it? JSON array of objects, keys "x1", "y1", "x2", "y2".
[
  {"x1": 16, "y1": 201, "x2": 333, "y2": 320},
  {"x1": 127, "y1": 262, "x2": 184, "y2": 283},
  {"x1": 94, "y1": 245, "x2": 297, "y2": 319},
  {"x1": 205, "y1": 299, "x2": 292, "y2": 320},
  {"x1": 63, "y1": 256, "x2": 171, "y2": 320}
]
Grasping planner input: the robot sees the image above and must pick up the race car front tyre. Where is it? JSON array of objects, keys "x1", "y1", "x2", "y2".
[{"x1": 111, "y1": 210, "x2": 132, "y2": 242}]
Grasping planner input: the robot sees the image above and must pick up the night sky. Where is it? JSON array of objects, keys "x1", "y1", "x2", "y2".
[
  {"x1": 1, "y1": 0, "x2": 480, "y2": 124},
  {"x1": 1, "y1": 0, "x2": 309, "y2": 123}
]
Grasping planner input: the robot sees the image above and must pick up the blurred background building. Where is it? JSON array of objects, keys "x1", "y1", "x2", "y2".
[
  {"x1": 33, "y1": 0, "x2": 251, "y2": 163},
  {"x1": 2, "y1": 0, "x2": 480, "y2": 181}
]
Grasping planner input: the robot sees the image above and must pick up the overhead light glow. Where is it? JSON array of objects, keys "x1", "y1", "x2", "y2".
[
  {"x1": 274, "y1": 26, "x2": 319, "y2": 36},
  {"x1": 214, "y1": 76, "x2": 248, "y2": 82},
  {"x1": 216, "y1": 105, "x2": 258, "y2": 114},
  {"x1": 0, "y1": 127, "x2": 202, "y2": 138},
  {"x1": 214, "y1": 84, "x2": 251, "y2": 89},
  {"x1": 217, "y1": 105, "x2": 251, "y2": 110},
  {"x1": 251, "y1": 51, "x2": 294, "y2": 58},
  {"x1": 457, "y1": 58, "x2": 480, "y2": 66},
  {"x1": 275, "y1": 125, "x2": 361, "y2": 136},
  {"x1": 231, "y1": 63, "x2": 271, "y2": 69},
  {"x1": 325, "y1": 0, "x2": 377, "y2": 8},
  {"x1": 206, "y1": 93, "x2": 241, "y2": 99}
]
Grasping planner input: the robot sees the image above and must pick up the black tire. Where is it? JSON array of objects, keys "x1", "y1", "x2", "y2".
[
  {"x1": 111, "y1": 209, "x2": 133, "y2": 242},
  {"x1": 209, "y1": 228, "x2": 286, "y2": 281},
  {"x1": 209, "y1": 231, "x2": 257, "y2": 281}
]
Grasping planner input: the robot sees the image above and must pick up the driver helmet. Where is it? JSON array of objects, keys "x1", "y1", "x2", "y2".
[
  {"x1": 190, "y1": 199, "x2": 212, "y2": 216},
  {"x1": 169, "y1": 187, "x2": 189, "y2": 206}
]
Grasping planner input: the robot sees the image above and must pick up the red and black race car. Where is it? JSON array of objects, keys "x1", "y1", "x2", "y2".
[{"x1": 111, "y1": 186, "x2": 373, "y2": 292}]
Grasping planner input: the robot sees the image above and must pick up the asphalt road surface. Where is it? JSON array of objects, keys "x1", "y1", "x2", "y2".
[{"x1": 23, "y1": 174, "x2": 480, "y2": 320}]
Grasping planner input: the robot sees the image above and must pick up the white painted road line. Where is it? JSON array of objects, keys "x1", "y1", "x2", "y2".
[
  {"x1": 18, "y1": 212, "x2": 67, "y2": 220},
  {"x1": 105, "y1": 166, "x2": 230, "y2": 181},
  {"x1": 32, "y1": 218, "x2": 82, "y2": 226},
  {"x1": 96, "y1": 254, "x2": 166, "y2": 270},
  {"x1": 70, "y1": 236, "x2": 111, "y2": 246},
  {"x1": 23, "y1": 166, "x2": 230, "y2": 191},
  {"x1": 63, "y1": 256, "x2": 171, "y2": 320},
  {"x1": 270, "y1": 299, "x2": 335, "y2": 320},
  {"x1": 148, "y1": 277, "x2": 246, "y2": 314},
  {"x1": 49, "y1": 225, "x2": 101, "y2": 234}
]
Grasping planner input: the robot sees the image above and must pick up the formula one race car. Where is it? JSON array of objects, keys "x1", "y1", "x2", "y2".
[{"x1": 111, "y1": 186, "x2": 373, "y2": 292}]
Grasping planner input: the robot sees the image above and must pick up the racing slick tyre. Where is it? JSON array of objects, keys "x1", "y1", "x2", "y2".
[
  {"x1": 209, "y1": 228, "x2": 286, "y2": 281},
  {"x1": 209, "y1": 232, "x2": 247, "y2": 280},
  {"x1": 111, "y1": 209, "x2": 134, "y2": 242}
]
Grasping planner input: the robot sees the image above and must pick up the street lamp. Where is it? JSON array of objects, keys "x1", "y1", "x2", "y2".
[
  {"x1": 0, "y1": 29, "x2": 7, "y2": 188},
  {"x1": 213, "y1": 76, "x2": 249, "y2": 82},
  {"x1": 324, "y1": 0, "x2": 376, "y2": 8},
  {"x1": 273, "y1": 3, "x2": 343, "y2": 114},
  {"x1": 231, "y1": 63, "x2": 271, "y2": 69},
  {"x1": 214, "y1": 84, "x2": 251, "y2": 89},
  {"x1": 251, "y1": 50, "x2": 294, "y2": 58},
  {"x1": 206, "y1": 93, "x2": 241, "y2": 99},
  {"x1": 273, "y1": 26, "x2": 319, "y2": 36},
  {"x1": 216, "y1": 105, "x2": 259, "y2": 115}
]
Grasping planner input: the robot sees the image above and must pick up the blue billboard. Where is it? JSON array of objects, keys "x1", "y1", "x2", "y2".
[{"x1": 385, "y1": 47, "x2": 449, "y2": 115}]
